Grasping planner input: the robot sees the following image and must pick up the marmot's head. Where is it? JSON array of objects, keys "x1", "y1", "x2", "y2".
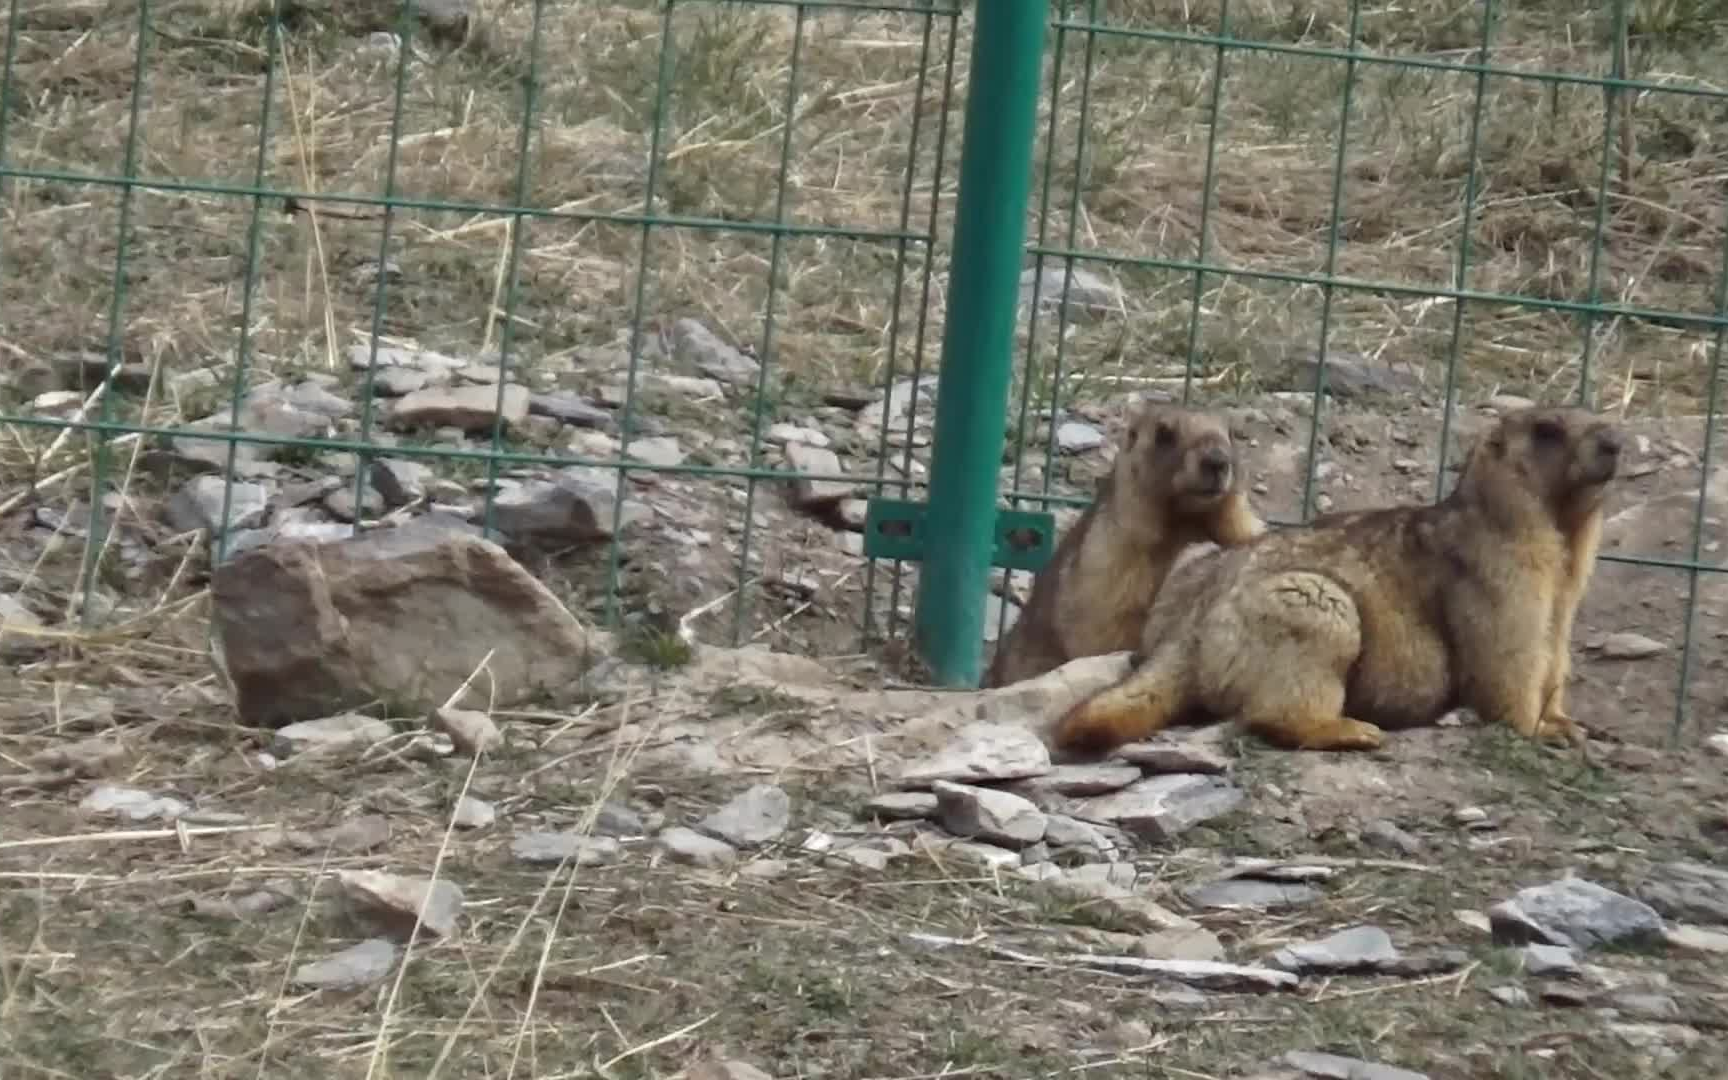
[
  {"x1": 1462, "y1": 406, "x2": 1622, "y2": 527},
  {"x1": 1119, "y1": 404, "x2": 1241, "y2": 512}
]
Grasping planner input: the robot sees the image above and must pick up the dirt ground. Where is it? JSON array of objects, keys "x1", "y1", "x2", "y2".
[{"x1": 4, "y1": 2, "x2": 1728, "y2": 1078}]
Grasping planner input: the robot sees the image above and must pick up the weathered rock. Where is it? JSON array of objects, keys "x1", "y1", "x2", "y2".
[
  {"x1": 429, "y1": 705, "x2": 502, "y2": 756},
  {"x1": 627, "y1": 435, "x2": 685, "y2": 469},
  {"x1": 1663, "y1": 923, "x2": 1728, "y2": 954},
  {"x1": 1362, "y1": 818, "x2": 1424, "y2": 856},
  {"x1": 285, "y1": 815, "x2": 392, "y2": 854},
  {"x1": 1133, "y1": 927, "x2": 1226, "y2": 962},
  {"x1": 1609, "y1": 992, "x2": 1680, "y2": 1020},
  {"x1": 166, "y1": 476, "x2": 268, "y2": 534},
  {"x1": 1280, "y1": 1050, "x2": 1429, "y2": 1080},
  {"x1": 337, "y1": 870, "x2": 464, "y2": 939},
  {"x1": 1018, "y1": 265, "x2": 1121, "y2": 321},
  {"x1": 1292, "y1": 354, "x2": 1424, "y2": 401},
  {"x1": 1064, "y1": 954, "x2": 1297, "y2": 993},
  {"x1": 896, "y1": 722, "x2": 1052, "y2": 787},
  {"x1": 658, "y1": 826, "x2": 737, "y2": 867},
  {"x1": 290, "y1": 938, "x2": 400, "y2": 990},
  {"x1": 1636, "y1": 860, "x2": 1728, "y2": 925},
  {"x1": 696, "y1": 784, "x2": 791, "y2": 848},
  {"x1": 1075, "y1": 774, "x2": 1244, "y2": 842},
  {"x1": 689, "y1": 1057, "x2": 774, "y2": 1080},
  {"x1": 270, "y1": 713, "x2": 394, "y2": 758},
  {"x1": 1488, "y1": 877, "x2": 1666, "y2": 950},
  {"x1": 78, "y1": 784, "x2": 189, "y2": 822},
  {"x1": 511, "y1": 832, "x2": 621, "y2": 866},
  {"x1": 1004, "y1": 763, "x2": 1142, "y2": 798},
  {"x1": 1487, "y1": 985, "x2": 1531, "y2": 1007},
  {"x1": 1270, "y1": 925, "x2": 1401, "y2": 974},
  {"x1": 211, "y1": 521, "x2": 594, "y2": 729},
  {"x1": 766, "y1": 422, "x2": 829, "y2": 448},
  {"x1": 323, "y1": 482, "x2": 386, "y2": 523},
  {"x1": 1055, "y1": 421, "x2": 1105, "y2": 453},
  {"x1": 371, "y1": 458, "x2": 431, "y2": 507},
  {"x1": 1112, "y1": 738, "x2": 1231, "y2": 775},
  {"x1": 1522, "y1": 942, "x2": 1579, "y2": 977},
  {"x1": 0, "y1": 594, "x2": 45, "y2": 660},
  {"x1": 387, "y1": 382, "x2": 531, "y2": 434},
  {"x1": 1182, "y1": 878, "x2": 1324, "y2": 911},
  {"x1": 530, "y1": 391, "x2": 611, "y2": 427},
  {"x1": 593, "y1": 802, "x2": 651, "y2": 837},
  {"x1": 932, "y1": 781, "x2": 1047, "y2": 848},
  {"x1": 489, "y1": 466, "x2": 639, "y2": 546},
  {"x1": 673, "y1": 318, "x2": 761, "y2": 386},
  {"x1": 861, "y1": 791, "x2": 938, "y2": 822},
  {"x1": 452, "y1": 796, "x2": 496, "y2": 829},
  {"x1": 915, "y1": 831, "x2": 1021, "y2": 870},
  {"x1": 783, "y1": 440, "x2": 852, "y2": 508},
  {"x1": 1043, "y1": 814, "x2": 1130, "y2": 861},
  {"x1": 1596, "y1": 631, "x2": 1666, "y2": 660}
]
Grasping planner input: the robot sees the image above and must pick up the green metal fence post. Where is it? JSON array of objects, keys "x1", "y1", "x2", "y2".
[{"x1": 912, "y1": 1, "x2": 1049, "y2": 687}]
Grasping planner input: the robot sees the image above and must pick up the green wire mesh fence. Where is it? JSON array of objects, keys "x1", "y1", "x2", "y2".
[{"x1": 0, "y1": 1, "x2": 1722, "y2": 739}]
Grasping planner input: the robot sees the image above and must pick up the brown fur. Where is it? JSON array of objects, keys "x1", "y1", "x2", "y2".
[
  {"x1": 1049, "y1": 406, "x2": 1622, "y2": 754},
  {"x1": 981, "y1": 403, "x2": 1266, "y2": 689}
]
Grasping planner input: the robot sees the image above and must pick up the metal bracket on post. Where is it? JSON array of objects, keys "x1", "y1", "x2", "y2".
[
  {"x1": 901, "y1": 0, "x2": 1050, "y2": 688},
  {"x1": 864, "y1": 498, "x2": 1057, "y2": 574}
]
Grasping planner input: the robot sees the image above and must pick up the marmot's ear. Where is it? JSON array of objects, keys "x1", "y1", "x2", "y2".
[{"x1": 1125, "y1": 426, "x2": 1139, "y2": 449}]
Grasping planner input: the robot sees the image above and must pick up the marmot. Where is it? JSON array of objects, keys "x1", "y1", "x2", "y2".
[
  {"x1": 981, "y1": 402, "x2": 1266, "y2": 689},
  {"x1": 1049, "y1": 405, "x2": 1622, "y2": 753}
]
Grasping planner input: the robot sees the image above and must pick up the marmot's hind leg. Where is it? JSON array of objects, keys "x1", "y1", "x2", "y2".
[
  {"x1": 1049, "y1": 649, "x2": 1184, "y2": 756},
  {"x1": 1235, "y1": 662, "x2": 1384, "y2": 751}
]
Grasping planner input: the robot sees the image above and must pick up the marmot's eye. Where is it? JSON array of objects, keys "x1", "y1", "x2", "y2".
[
  {"x1": 1532, "y1": 420, "x2": 1565, "y2": 443},
  {"x1": 1154, "y1": 424, "x2": 1176, "y2": 448}
]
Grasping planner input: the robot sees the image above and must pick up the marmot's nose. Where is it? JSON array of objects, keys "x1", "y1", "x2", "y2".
[
  {"x1": 1595, "y1": 428, "x2": 1623, "y2": 457},
  {"x1": 1199, "y1": 446, "x2": 1231, "y2": 476}
]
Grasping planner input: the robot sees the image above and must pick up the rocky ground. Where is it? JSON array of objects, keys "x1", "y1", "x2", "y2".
[
  {"x1": 2, "y1": 350, "x2": 1727, "y2": 1077},
  {"x1": 3, "y1": 2, "x2": 1728, "y2": 1077}
]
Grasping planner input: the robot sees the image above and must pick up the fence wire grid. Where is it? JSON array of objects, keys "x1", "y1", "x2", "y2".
[{"x1": 0, "y1": 1, "x2": 1722, "y2": 738}]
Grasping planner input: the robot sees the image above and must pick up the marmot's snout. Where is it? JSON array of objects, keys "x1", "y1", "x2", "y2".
[{"x1": 1195, "y1": 445, "x2": 1232, "y2": 492}]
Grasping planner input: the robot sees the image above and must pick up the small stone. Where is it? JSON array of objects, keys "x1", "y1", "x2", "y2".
[
  {"x1": 370, "y1": 366, "x2": 429, "y2": 396},
  {"x1": 291, "y1": 938, "x2": 399, "y2": 990},
  {"x1": 695, "y1": 784, "x2": 791, "y2": 849},
  {"x1": 593, "y1": 802, "x2": 649, "y2": 837},
  {"x1": 1487, "y1": 985, "x2": 1531, "y2": 1007},
  {"x1": 1055, "y1": 421, "x2": 1105, "y2": 453},
  {"x1": 783, "y1": 440, "x2": 852, "y2": 508},
  {"x1": 896, "y1": 722, "x2": 1052, "y2": 787},
  {"x1": 1705, "y1": 733, "x2": 1728, "y2": 758},
  {"x1": 1522, "y1": 943, "x2": 1579, "y2": 977},
  {"x1": 286, "y1": 815, "x2": 392, "y2": 854},
  {"x1": 336, "y1": 870, "x2": 464, "y2": 939},
  {"x1": 1454, "y1": 909, "x2": 1493, "y2": 935},
  {"x1": 1280, "y1": 1050, "x2": 1430, "y2": 1080},
  {"x1": 1663, "y1": 923, "x2": 1728, "y2": 954},
  {"x1": 1182, "y1": 878, "x2": 1323, "y2": 911},
  {"x1": 1291, "y1": 354, "x2": 1424, "y2": 401},
  {"x1": 1018, "y1": 265, "x2": 1121, "y2": 320},
  {"x1": 1064, "y1": 954, "x2": 1297, "y2": 993},
  {"x1": 271, "y1": 713, "x2": 394, "y2": 758},
  {"x1": 932, "y1": 781, "x2": 1047, "y2": 848},
  {"x1": 917, "y1": 833, "x2": 1021, "y2": 870},
  {"x1": 166, "y1": 476, "x2": 269, "y2": 534},
  {"x1": 766, "y1": 422, "x2": 829, "y2": 448},
  {"x1": 1112, "y1": 738, "x2": 1231, "y2": 775},
  {"x1": 689, "y1": 1057, "x2": 774, "y2": 1080},
  {"x1": 673, "y1": 318, "x2": 761, "y2": 385},
  {"x1": 0, "y1": 595, "x2": 45, "y2": 660},
  {"x1": 490, "y1": 465, "x2": 639, "y2": 545},
  {"x1": 1488, "y1": 877, "x2": 1666, "y2": 951},
  {"x1": 1608, "y1": 992, "x2": 1680, "y2": 1020},
  {"x1": 627, "y1": 435, "x2": 685, "y2": 469},
  {"x1": 1005, "y1": 763, "x2": 1143, "y2": 798},
  {"x1": 387, "y1": 382, "x2": 531, "y2": 434},
  {"x1": 429, "y1": 705, "x2": 501, "y2": 756},
  {"x1": 1270, "y1": 925, "x2": 1402, "y2": 974},
  {"x1": 1362, "y1": 819, "x2": 1424, "y2": 856},
  {"x1": 530, "y1": 391, "x2": 611, "y2": 428},
  {"x1": 861, "y1": 791, "x2": 938, "y2": 822},
  {"x1": 452, "y1": 797, "x2": 496, "y2": 829},
  {"x1": 1043, "y1": 814, "x2": 1130, "y2": 860},
  {"x1": 1636, "y1": 860, "x2": 1728, "y2": 925},
  {"x1": 1453, "y1": 805, "x2": 1489, "y2": 826},
  {"x1": 1133, "y1": 927, "x2": 1225, "y2": 962},
  {"x1": 323, "y1": 483, "x2": 386, "y2": 523},
  {"x1": 78, "y1": 784, "x2": 189, "y2": 822},
  {"x1": 1075, "y1": 773, "x2": 1245, "y2": 842},
  {"x1": 1488, "y1": 393, "x2": 1535, "y2": 413},
  {"x1": 658, "y1": 826, "x2": 737, "y2": 867},
  {"x1": 511, "y1": 832, "x2": 621, "y2": 866},
  {"x1": 1597, "y1": 632, "x2": 1665, "y2": 660}
]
